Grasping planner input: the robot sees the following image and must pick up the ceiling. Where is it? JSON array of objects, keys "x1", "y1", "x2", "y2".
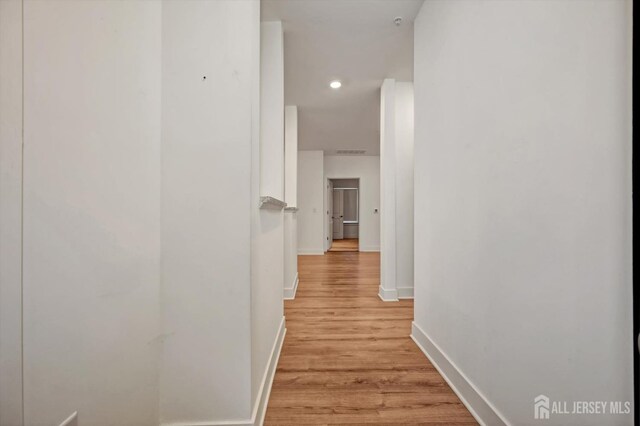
[{"x1": 262, "y1": 0, "x2": 423, "y2": 155}]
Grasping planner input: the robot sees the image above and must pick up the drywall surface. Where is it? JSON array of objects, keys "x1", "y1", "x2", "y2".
[
  {"x1": 260, "y1": 21, "x2": 285, "y2": 200},
  {"x1": 285, "y1": 106, "x2": 298, "y2": 207},
  {"x1": 413, "y1": 1, "x2": 633, "y2": 424},
  {"x1": 22, "y1": 1, "x2": 162, "y2": 424},
  {"x1": 0, "y1": 1, "x2": 23, "y2": 424},
  {"x1": 284, "y1": 106, "x2": 298, "y2": 298},
  {"x1": 394, "y1": 83, "x2": 414, "y2": 293},
  {"x1": 284, "y1": 212, "x2": 298, "y2": 296},
  {"x1": 160, "y1": 0, "x2": 256, "y2": 422},
  {"x1": 324, "y1": 155, "x2": 380, "y2": 252},
  {"x1": 297, "y1": 151, "x2": 325, "y2": 254},
  {"x1": 379, "y1": 80, "x2": 414, "y2": 297},
  {"x1": 380, "y1": 80, "x2": 396, "y2": 292},
  {"x1": 250, "y1": 19, "x2": 285, "y2": 412}
]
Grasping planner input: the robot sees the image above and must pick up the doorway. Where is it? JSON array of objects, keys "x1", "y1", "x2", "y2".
[{"x1": 328, "y1": 178, "x2": 359, "y2": 252}]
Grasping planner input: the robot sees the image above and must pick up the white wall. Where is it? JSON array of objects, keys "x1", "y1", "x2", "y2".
[
  {"x1": 284, "y1": 106, "x2": 299, "y2": 298},
  {"x1": 380, "y1": 80, "x2": 414, "y2": 299},
  {"x1": 0, "y1": 1, "x2": 23, "y2": 424},
  {"x1": 284, "y1": 106, "x2": 298, "y2": 207},
  {"x1": 380, "y1": 80, "x2": 396, "y2": 297},
  {"x1": 324, "y1": 155, "x2": 380, "y2": 252},
  {"x1": 260, "y1": 22, "x2": 285, "y2": 200},
  {"x1": 4, "y1": 2, "x2": 277, "y2": 426},
  {"x1": 22, "y1": 2, "x2": 162, "y2": 425},
  {"x1": 283, "y1": 213, "x2": 298, "y2": 298},
  {"x1": 394, "y1": 83, "x2": 414, "y2": 297},
  {"x1": 160, "y1": 1, "x2": 256, "y2": 423},
  {"x1": 297, "y1": 151, "x2": 325, "y2": 254},
  {"x1": 413, "y1": 1, "x2": 633, "y2": 425},
  {"x1": 250, "y1": 19, "x2": 285, "y2": 420}
]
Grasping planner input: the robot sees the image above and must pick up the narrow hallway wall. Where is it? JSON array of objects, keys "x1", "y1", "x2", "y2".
[
  {"x1": 21, "y1": 2, "x2": 162, "y2": 424},
  {"x1": 0, "y1": 1, "x2": 23, "y2": 424},
  {"x1": 250, "y1": 20, "x2": 286, "y2": 423},
  {"x1": 2, "y1": 2, "x2": 273, "y2": 425},
  {"x1": 412, "y1": 1, "x2": 633, "y2": 424},
  {"x1": 160, "y1": 1, "x2": 257, "y2": 423},
  {"x1": 284, "y1": 106, "x2": 299, "y2": 299}
]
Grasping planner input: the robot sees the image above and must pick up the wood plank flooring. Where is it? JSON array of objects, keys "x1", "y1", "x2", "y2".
[
  {"x1": 264, "y1": 252, "x2": 477, "y2": 425},
  {"x1": 328, "y1": 238, "x2": 359, "y2": 252}
]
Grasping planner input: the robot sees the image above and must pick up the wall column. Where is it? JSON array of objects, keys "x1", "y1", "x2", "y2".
[
  {"x1": 379, "y1": 78, "x2": 414, "y2": 301},
  {"x1": 284, "y1": 106, "x2": 299, "y2": 299}
]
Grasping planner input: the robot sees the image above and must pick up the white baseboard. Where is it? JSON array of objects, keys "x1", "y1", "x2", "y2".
[
  {"x1": 161, "y1": 317, "x2": 286, "y2": 426},
  {"x1": 297, "y1": 249, "x2": 324, "y2": 255},
  {"x1": 410, "y1": 322, "x2": 508, "y2": 426},
  {"x1": 378, "y1": 286, "x2": 398, "y2": 301},
  {"x1": 397, "y1": 287, "x2": 414, "y2": 299},
  {"x1": 359, "y1": 246, "x2": 380, "y2": 252},
  {"x1": 252, "y1": 316, "x2": 286, "y2": 426},
  {"x1": 283, "y1": 273, "x2": 298, "y2": 300}
]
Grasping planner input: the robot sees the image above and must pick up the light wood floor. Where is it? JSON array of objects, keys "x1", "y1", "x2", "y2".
[
  {"x1": 264, "y1": 252, "x2": 477, "y2": 425},
  {"x1": 328, "y1": 238, "x2": 359, "y2": 252}
]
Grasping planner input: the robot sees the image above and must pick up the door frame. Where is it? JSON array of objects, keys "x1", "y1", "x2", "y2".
[{"x1": 325, "y1": 177, "x2": 361, "y2": 252}]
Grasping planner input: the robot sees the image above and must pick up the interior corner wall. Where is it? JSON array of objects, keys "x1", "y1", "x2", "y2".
[
  {"x1": 324, "y1": 155, "x2": 381, "y2": 252},
  {"x1": 0, "y1": 1, "x2": 23, "y2": 424},
  {"x1": 250, "y1": 19, "x2": 285, "y2": 414},
  {"x1": 160, "y1": 0, "x2": 256, "y2": 423},
  {"x1": 21, "y1": 1, "x2": 163, "y2": 425},
  {"x1": 297, "y1": 151, "x2": 325, "y2": 254},
  {"x1": 413, "y1": 1, "x2": 632, "y2": 425}
]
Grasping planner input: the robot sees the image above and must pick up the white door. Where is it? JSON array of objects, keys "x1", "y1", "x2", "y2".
[
  {"x1": 332, "y1": 189, "x2": 344, "y2": 240},
  {"x1": 327, "y1": 180, "x2": 333, "y2": 250}
]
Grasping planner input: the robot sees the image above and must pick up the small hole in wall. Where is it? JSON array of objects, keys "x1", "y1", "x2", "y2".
[{"x1": 203, "y1": 76, "x2": 207, "y2": 80}]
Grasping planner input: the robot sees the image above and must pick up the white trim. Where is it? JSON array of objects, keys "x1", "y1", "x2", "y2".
[
  {"x1": 359, "y1": 246, "x2": 380, "y2": 252},
  {"x1": 397, "y1": 287, "x2": 413, "y2": 299},
  {"x1": 410, "y1": 322, "x2": 509, "y2": 426},
  {"x1": 252, "y1": 316, "x2": 286, "y2": 426},
  {"x1": 161, "y1": 318, "x2": 287, "y2": 426},
  {"x1": 297, "y1": 249, "x2": 324, "y2": 255},
  {"x1": 283, "y1": 273, "x2": 298, "y2": 300},
  {"x1": 378, "y1": 286, "x2": 398, "y2": 301},
  {"x1": 58, "y1": 412, "x2": 78, "y2": 426}
]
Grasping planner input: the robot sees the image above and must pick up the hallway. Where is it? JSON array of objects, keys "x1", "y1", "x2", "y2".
[
  {"x1": 328, "y1": 238, "x2": 359, "y2": 252},
  {"x1": 265, "y1": 252, "x2": 477, "y2": 424}
]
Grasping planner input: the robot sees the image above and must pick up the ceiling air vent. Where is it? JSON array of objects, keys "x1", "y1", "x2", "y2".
[{"x1": 336, "y1": 150, "x2": 366, "y2": 155}]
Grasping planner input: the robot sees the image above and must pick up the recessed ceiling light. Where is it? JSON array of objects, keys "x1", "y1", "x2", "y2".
[{"x1": 330, "y1": 80, "x2": 342, "y2": 89}]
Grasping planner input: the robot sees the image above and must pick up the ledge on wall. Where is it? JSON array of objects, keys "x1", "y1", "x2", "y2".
[
  {"x1": 284, "y1": 206, "x2": 298, "y2": 212},
  {"x1": 259, "y1": 196, "x2": 287, "y2": 210}
]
